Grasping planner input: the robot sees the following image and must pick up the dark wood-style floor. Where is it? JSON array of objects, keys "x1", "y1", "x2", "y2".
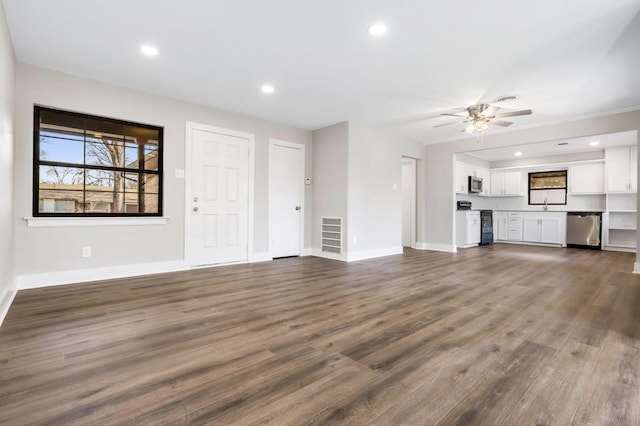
[{"x1": 1, "y1": 244, "x2": 640, "y2": 425}]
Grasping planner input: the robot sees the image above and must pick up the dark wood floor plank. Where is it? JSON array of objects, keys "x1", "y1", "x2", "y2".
[{"x1": 0, "y1": 244, "x2": 638, "y2": 425}]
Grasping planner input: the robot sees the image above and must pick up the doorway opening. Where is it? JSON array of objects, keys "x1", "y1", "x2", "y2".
[{"x1": 402, "y1": 157, "x2": 417, "y2": 248}]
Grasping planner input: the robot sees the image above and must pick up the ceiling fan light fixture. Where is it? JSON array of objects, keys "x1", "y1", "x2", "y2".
[{"x1": 465, "y1": 124, "x2": 475, "y2": 133}]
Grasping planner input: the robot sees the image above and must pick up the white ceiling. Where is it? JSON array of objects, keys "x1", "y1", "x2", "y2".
[
  {"x1": 3, "y1": 0, "x2": 640, "y2": 145},
  {"x1": 465, "y1": 130, "x2": 637, "y2": 162}
]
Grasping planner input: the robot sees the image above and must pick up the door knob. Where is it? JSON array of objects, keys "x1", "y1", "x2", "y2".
[
  {"x1": 193, "y1": 207, "x2": 199, "y2": 212},
  {"x1": 295, "y1": 206, "x2": 301, "y2": 211}
]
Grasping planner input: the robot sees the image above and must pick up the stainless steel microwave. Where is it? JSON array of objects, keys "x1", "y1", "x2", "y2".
[{"x1": 468, "y1": 176, "x2": 483, "y2": 193}]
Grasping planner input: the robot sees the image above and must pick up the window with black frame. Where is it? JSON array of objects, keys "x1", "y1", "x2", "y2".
[
  {"x1": 33, "y1": 106, "x2": 163, "y2": 216},
  {"x1": 528, "y1": 170, "x2": 567, "y2": 206}
]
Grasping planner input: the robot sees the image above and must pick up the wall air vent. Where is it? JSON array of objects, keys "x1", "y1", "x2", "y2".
[{"x1": 321, "y1": 217, "x2": 342, "y2": 254}]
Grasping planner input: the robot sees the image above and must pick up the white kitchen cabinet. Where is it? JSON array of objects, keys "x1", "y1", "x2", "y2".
[
  {"x1": 457, "y1": 162, "x2": 491, "y2": 195},
  {"x1": 493, "y1": 212, "x2": 508, "y2": 241},
  {"x1": 490, "y1": 171, "x2": 522, "y2": 196},
  {"x1": 523, "y1": 217, "x2": 560, "y2": 244},
  {"x1": 569, "y1": 162, "x2": 604, "y2": 194},
  {"x1": 456, "y1": 210, "x2": 481, "y2": 248},
  {"x1": 606, "y1": 146, "x2": 637, "y2": 192},
  {"x1": 493, "y1": 211, "x2": 566, "y2": 246},
  {"x1": 506, "y1": 212, "x2": 523, "y2": 241},
  {"x1": 455, "y1": 161, "x2": 470, "y2": 194},
  {"x1": 476, "y1": 168, "x2": 491, "y2": 196}
]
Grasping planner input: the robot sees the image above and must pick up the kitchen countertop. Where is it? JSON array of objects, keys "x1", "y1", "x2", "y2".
[{"x1": 489, "y1": 210, "x2": 604, "y2": 213}]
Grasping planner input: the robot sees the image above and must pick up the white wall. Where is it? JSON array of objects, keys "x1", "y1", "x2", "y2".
[
  {"x1": 0, "y1": 1, "x2": 15, "y2": 322},
  {"x1": 14, "y1": 64, "x2": 312, "y2": 279},
  {"x1": 311, "y1": 122, "x2": 348, "y2": 258},
  {"x1": 312, "y1": 121, "x2": 424, "y2": 260},
  {"x1": 423, "y1": 110, "x2": 640, "y2": 260}
]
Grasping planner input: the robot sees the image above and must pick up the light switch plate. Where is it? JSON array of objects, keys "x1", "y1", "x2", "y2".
[{"x1": 175, "y1": 169, "x2": 185, "y2": 179}]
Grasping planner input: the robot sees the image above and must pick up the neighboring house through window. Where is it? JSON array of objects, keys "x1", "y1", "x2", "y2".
[
  {"x1": 33, "y1": 106, "x2": 163, "y2": 216},
  {"x1": 528, "y1": 170, "x2": 567, "y2": 206}
]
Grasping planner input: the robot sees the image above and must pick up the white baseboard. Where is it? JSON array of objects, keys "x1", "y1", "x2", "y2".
[
  {"x1": 300, "y1": 248, "x2": 313, "y2": 257},
  {"x1": 415, "y1": 242, "x2": 457, "y2": 253},
  {"x1": 634, "y1": 262, "x2": 640, "y2": 274},
  {"x1": 248, "y1": 252, "x2": 272, "y2": 263},
  {"x1": 346, "y1": 246, "x2": 403, "y2": 262},
  {"x1": 0, "y1": 280, "x2": 17, "y2": 327},
  {"x1": 311, "y1": 248, "x2": 348, "y2": 262},
  {"x1": 310, "y1": 246, "x2": 404, "y2": 262},
  {"x1": 17, "y1": 260, "x2": 187, "y2": 290}
]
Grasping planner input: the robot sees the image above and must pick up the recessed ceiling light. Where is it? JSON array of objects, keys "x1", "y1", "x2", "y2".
[
  {"x1": 514, "y1": 152, "x2": 523, "y2": 157},
  {"x1": 140, "y1": 44, "x2": 158, "y2": 56},
  {"x1": 589, "y1": 141, "x2": 599, "y2": 146},
  {"x1": 368, "y1": 23, "x2": 387, "y2": 36},
  {"x1": 261, "y1": 84, "x2": 275, "y2": 94}
]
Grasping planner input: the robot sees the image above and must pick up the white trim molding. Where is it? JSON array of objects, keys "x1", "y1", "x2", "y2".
[
  {"x1": 634, "y1": 262, "x2": 640, "y2": 274},
  {"x1": 311, "y1": 248, "x2": 348, "y2": 262},
  {"x1": 346, "y1": 246, "x2": 404, "y2": 262},
  {"x1": 0, "y1": 281, "x2": 17, "y2": 327},
  {"x1": 300, "y1": 248, "x2": 313, "y2": 257},
  {"x1": 415, "y1": 242, "x2": 457, "y2": 253},
  {"x1": 24, "y1": 217, "x2": 169, "y2": 227},
  {"x1": 249, "y1": 252, "x2": 272, "y2": 263},
  {"x1": 16, "y1": 260, "x2": 187, "y2": 290}
]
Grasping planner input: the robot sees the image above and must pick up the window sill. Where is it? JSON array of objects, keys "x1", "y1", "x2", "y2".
[{"x1": 24, "y1": 217, "x2": 170, "y2": 228}]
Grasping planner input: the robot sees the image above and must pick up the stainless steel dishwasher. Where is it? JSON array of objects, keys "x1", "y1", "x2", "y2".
[{"x1": 566, "y1": 212, "x2": 602, "y2": 249}]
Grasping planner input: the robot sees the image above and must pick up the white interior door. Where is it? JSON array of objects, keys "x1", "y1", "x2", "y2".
[
  {"x1": 401, "y1": 158, "x2": 417, "y2": 248},
  {"x1": 188, "y1": 128, "x2": 249, "y2": 266},
  {"x1": 269, "y1": 140, "x2": 305, "y2": 258}
]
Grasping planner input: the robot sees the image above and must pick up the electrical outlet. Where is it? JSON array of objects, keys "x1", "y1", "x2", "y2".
[
  {"x1": 353, "y1": 237, "x2": 357, "y2": 245},
  {"x1": 82, "y1": 246, "x2": 92, "y2": 258}
]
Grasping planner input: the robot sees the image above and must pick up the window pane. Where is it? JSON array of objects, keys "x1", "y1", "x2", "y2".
[
  {"x1": 142, "y1": 173, "x2": 160, "y2": 194},
  {"x1": 85, "y1": 169, "x2": 124, "y2": 192},
  {"x1": 529, "y1": 171, "x2": 567, "y2": 189},
  {"x1": 144, "y1": 145, "x2": 159, "y2": 171},
  {"x1": 38, "y1": 189, "x2": 84, "y2": 213},
  {"x1": 123, "y1": 173, "x2": 139, "y2": 191},
  {"x1": 39, "y1": 165, "x2": 84, "y2": 185},
  {"x1": 39, "y1": 131, "x2": 85, "y2": 164},
  {"x1": 86, "y1": 140, "x2": 125, "y2": 168},
  {"x1": 40, "y1": 109, "x2": 84, "y2": 129},
  {"x1": 85, "y1": 117, "x2": 124, "y2": 139},
  {"x1": 143, "y1": 194, "x2": 159, "y2": 214},
  {"x1": 85, "y1": 191, "x2": 126, "y2": 213}
]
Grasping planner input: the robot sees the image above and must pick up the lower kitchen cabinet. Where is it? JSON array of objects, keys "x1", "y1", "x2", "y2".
[
  {"x1": 456, "y1": 211, "x2": 481, "y2": 248},
  {"x1": 493, "y1": 211, "x2": 566, "y2": 246},
  {"x1": 523, "y1": 217, "x2": 560, "y2": 244},
  {"x1": 493, "y1": 212, "x2": 508, "y2": 241}
]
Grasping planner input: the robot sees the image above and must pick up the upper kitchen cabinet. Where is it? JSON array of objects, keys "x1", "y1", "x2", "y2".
[
  {"x1": 455, "y1": 161, "x2": 470, "y2": 194},
  {"x1": 606, "y1": 145, "x2": 637, "y2": 192},
  {"x1": 455, "y1": 161, "x2": 490, "y2": 195},
  {"x1": 569, "y1": 162, "x2": 604, "y2": 194},
  {"x1": 490, "y1": 171, "x2": 522, "y2": 196},
  {"x1": 476, "y1": 168, "x2": 491, "y2": 196}
]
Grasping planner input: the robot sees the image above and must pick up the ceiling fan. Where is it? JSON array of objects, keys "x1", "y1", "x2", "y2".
[{"x1": 434, "y1": 103, "x2": 532, "y2": 134}]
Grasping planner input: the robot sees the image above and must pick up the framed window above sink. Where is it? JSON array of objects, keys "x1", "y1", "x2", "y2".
[{"x1": 528, "y1": 170, "x2": 567, "y2": 205}]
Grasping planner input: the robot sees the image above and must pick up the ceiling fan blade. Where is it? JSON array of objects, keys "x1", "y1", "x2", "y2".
[
  {"x1": 433, "y1": 121, "x2": 459, "y2": 128},
  {"x1": 494, "y1": 109, "x2": 532, "y2": 118},
  {"x1": 482, "y1": 105, "x2": 499, "y2": 116},
  {"x1": 491, "y1": 120, "x2": 513, "y2": 127},
  {"x1": 441, "y1": 112, "x2": 469, "y2": 118}
]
